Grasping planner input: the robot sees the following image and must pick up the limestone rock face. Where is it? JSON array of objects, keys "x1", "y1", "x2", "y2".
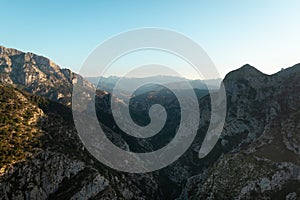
[
  {"x1": 179, "y1": 64, "x2": 300, "y2": 199},
  {"x1": 0, "y1": 46, "x2": 94, "y2": 106}
]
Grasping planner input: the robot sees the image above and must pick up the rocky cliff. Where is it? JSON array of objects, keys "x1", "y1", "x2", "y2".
[
  {"x1": 179, "y1": 64, "x2": 300, "y2": 199},
  {"x1": 0, "y1": 46, "x2": 94, "y2": 106}
]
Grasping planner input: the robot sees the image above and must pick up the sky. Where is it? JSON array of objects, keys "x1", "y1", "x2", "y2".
[{"x1": 1, "y1": 0, "x2": 300, "y2": 79}]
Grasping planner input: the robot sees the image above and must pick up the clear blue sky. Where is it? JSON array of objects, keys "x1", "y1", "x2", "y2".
[{"x1": 1, "y1": 0, "x2": 300, "y2": 79}]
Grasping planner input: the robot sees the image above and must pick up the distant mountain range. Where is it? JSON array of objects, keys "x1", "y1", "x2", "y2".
[
  {"x1": 1, "y1": 45, "x2": 300, "y2": 199},
  {"x1": 86, "y1": 75, "x2": 222, "y2": 95}
]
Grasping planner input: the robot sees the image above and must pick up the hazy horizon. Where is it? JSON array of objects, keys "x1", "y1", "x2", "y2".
[{"x1": 1, "y1": 44, "x2": 298, "y2": 80}]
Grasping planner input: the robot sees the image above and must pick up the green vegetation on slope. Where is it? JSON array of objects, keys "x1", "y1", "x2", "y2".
[{"x1": 0, "y1": 85, "x2": 43, "y2": 168}]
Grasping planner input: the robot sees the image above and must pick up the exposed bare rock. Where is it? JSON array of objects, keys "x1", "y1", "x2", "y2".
[
  {"x1": 0, "y1": 45, "x2": 94, "y2": 106},
  {"x1": 179, "y1": 64, "x2": 300, "y2": 199}
]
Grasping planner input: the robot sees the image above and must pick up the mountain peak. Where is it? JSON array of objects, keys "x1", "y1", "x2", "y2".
[
  {"x1": 0, "y1": 45, "x2": 95, "y2": 106},
  {"x1": 224, "y1": 64, "x2": 264, "y2": 82},
  {"x1": 239, "y1": 64, "x2": 262, "y2": 73},
  {"x1": 240, "y1": 63, "x2": 255, "y2": 69}
]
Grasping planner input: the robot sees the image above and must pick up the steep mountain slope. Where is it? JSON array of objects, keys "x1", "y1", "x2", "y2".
[
  {"x1": 0, "y1": 46, "x2": 94, "y2": 106},
  {"x1": 0, "y1": 85, "x2": 160, "y2": 200},
  {"x1": 0, "y1": 46, "x2": 161, "y2": 199},
  {"x1": 179, "y1": 64, "x2": 300, "y2": 199},
  {"x1": 0, "y1": 85, "x2": 44, "y2": 169}
]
